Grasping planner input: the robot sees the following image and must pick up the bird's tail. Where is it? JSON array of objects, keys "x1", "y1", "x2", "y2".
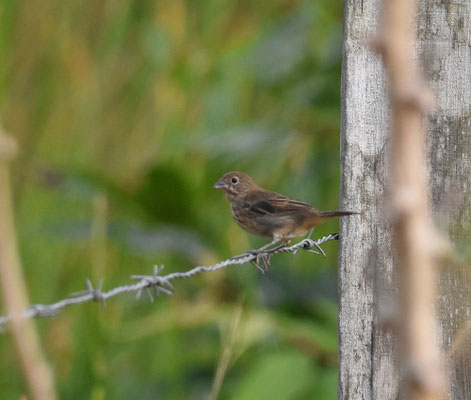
[{"x1": 319, "y1": 210, "x2": 360, "y2": 218}]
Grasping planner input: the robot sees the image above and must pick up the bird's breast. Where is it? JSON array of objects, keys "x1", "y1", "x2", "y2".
[{"x1": 230, "y1": 202, "x2": 250, "y2": 229}]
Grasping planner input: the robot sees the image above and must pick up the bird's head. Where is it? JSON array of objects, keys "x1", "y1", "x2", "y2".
[{"x1": 213, "y1": 171, "x2": 258, "y2": 200}]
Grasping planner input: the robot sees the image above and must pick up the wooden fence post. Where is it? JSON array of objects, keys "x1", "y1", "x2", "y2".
[{"x1": 339, "y1": 0, "x2": 471, "y2": 398}]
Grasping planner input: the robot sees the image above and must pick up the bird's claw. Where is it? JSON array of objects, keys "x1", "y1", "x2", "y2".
[
  {"x1": 232, "y1": 247, "x2": 265, "y2": 259},
  {"x1": 231, "y1": 250, "x2": 256, "y2": 259},
  {"x1": 251, "y1": 252, "x2": 271, "y2": 274},
  {"x1": 241, "y1": 247, "x2": 274, "y2": 273}
]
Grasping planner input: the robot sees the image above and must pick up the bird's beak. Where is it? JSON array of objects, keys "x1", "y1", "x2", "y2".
[{"x1": 213, "y1": 178, "x2": 228, "y2": 189}]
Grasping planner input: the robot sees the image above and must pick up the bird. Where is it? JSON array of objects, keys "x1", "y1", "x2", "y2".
[{"x1": 213, "y1": 171, "x2": 358, "y2": 260}]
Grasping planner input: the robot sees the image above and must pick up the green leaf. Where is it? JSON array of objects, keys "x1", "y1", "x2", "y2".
[{"x1": 232, "y1": 350, "x2": 315, "y2": 400}]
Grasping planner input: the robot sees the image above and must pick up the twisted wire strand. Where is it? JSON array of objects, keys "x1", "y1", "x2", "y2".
[{"x1": 0, "y1": 234, "x2": 338, "y2": 330}]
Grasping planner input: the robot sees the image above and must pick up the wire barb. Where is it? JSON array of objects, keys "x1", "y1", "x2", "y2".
[
  {"x1": 0, "y1": 234, "x2": 338, "y2": 330},
  {"x1": 69, "y1": 279, "x2": 106, "y2": 307},
  {"x1": 132, "y1": 265, "x2": 174, "y2": 300}
]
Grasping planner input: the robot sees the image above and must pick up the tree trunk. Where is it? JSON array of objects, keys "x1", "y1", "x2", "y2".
[{"x1": 339, "y1": 0, "x2": 471, "y2": 398}]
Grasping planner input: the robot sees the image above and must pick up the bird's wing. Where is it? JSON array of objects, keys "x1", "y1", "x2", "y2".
[{"x1": 245, "y1": 191, "x2": 315, "y2": 216}]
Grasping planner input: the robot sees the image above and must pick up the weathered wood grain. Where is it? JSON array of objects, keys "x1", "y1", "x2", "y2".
[
  {"x1": 339, "y1": 0, "x2": 397, "y2": 398},
  {"x1": 339, "y1": 0, "x2": 471, "y2": 398},
  {"x1": 419, "y1": 1, "x2": 471, "y2": 398}
]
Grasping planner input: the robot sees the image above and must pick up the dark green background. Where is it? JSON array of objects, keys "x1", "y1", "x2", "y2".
[{"x1": 0, "y1": 0, "x2": 343, "y2": 398}]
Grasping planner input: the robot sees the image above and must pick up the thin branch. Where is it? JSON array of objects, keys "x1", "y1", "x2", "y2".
[
  {"x1": 375, "y1": 0, "x2": 446, "y2": 396},
  {"x1": 0, "y1": 133, "x2": 57, "y2": 400},
  {"x1": 209, "y1": 300, "x2": 243, "y2": 400},
  {"x1": 0, "y1": 234, "x2": 339, "y2": 330}
]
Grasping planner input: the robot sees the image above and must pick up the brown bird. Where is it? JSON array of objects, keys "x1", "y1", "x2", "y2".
[{"x1": 214, "y1": 171, "x2": 358, "y2": 255}]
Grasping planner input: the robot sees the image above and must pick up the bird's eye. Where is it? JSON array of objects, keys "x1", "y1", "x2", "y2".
[{"x1": 231, "y1": 177, "x2": 239, "y2": 184}]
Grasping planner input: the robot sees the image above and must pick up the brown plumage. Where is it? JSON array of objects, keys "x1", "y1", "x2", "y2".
[{"x1": 214, "y1": 171, "x2": 358, "y2": 251}]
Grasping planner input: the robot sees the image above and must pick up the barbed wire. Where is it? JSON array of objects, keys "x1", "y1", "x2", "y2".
[{"x1": 0, "y1": 233, "x2": 339, "y2": 331}]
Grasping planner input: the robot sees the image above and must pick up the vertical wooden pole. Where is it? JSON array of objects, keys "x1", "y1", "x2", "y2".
[
  {"x1": 339, "y1": 0, "x2": 397, "y2": 398},
  {"x1": 418, "y1": 0, "x2": 471, "y2": 398},
  {"x1": 339, "y1": 0, "x2": 471, "y2": 398}
]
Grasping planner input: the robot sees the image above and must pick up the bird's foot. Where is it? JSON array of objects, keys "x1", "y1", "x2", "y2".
[
  {"x1": 250, "y1": 252, "x2": 271, "y2": 274},
  {"x1": 248, "y1": 244, "x2": 290, "y2": 273},
  {"x1": 232, "y1": 247, "x2": 266, "y2": 259},
  {"x1": 231, "y1": 248, "x2": 273, "y2": 273},
  {"x1": 232, "y1": 241, "x2": 290, "y2": 273}
]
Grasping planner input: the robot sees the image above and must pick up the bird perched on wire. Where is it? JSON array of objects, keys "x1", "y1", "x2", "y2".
[{"x1": 214, "y1": 171, "x2": 358, "y2": 265}]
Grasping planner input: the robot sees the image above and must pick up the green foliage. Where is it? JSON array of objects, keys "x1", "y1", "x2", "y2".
[
  {"x1": 231, "y1": 350, "x2": 337, "y2": 400},
  {"x1": 0, "y1": 0, "x2": 343, "y2": 398},
  {"x1": 231, "y1": 350, "x2": 316, "y2": 400}
]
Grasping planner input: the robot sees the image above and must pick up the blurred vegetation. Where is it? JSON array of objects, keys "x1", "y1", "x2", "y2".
[{"x1": 0, "y1": 0, "x2": 343, "y2": 398}]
